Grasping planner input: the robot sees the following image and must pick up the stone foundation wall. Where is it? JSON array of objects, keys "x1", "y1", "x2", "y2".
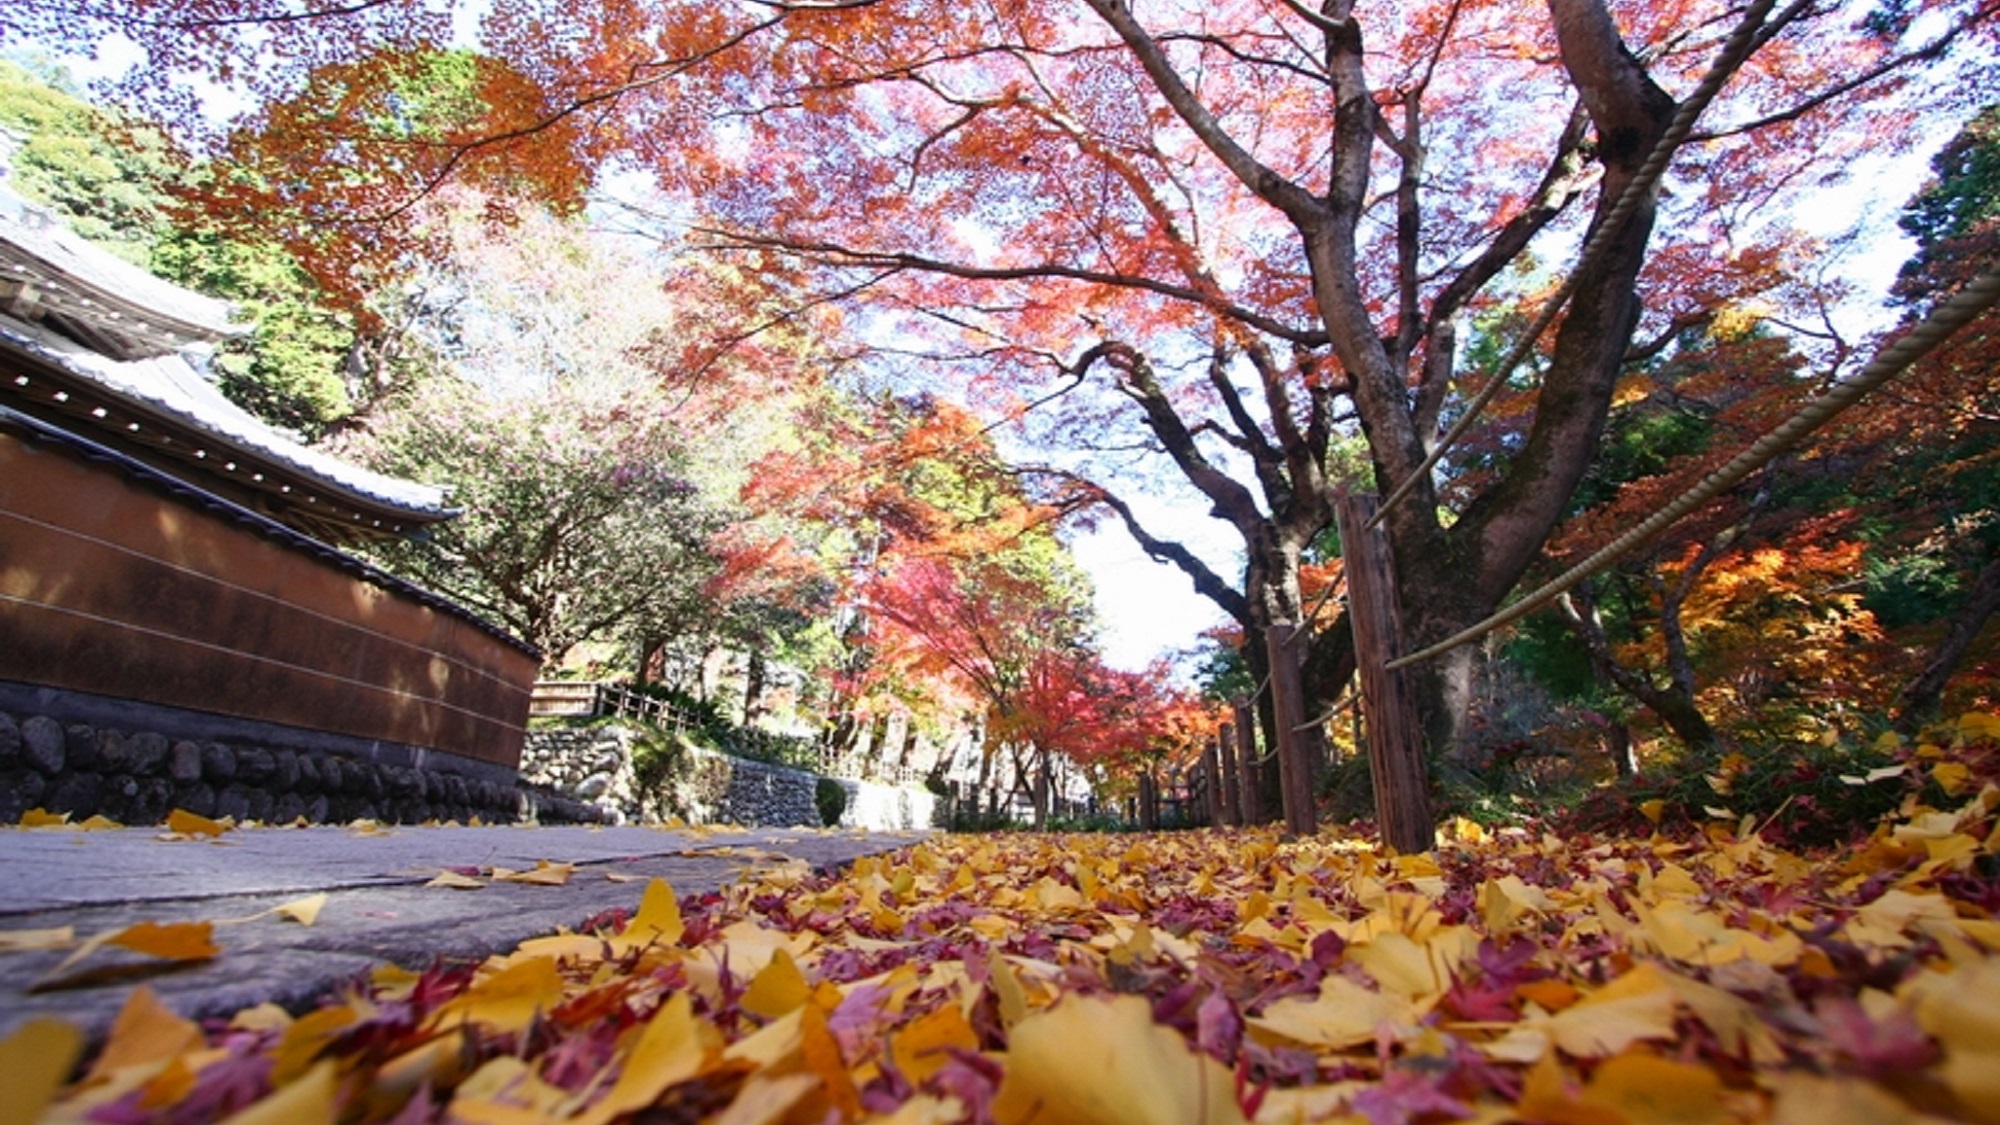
[
  {"x1": 521, "y1": 723, "x2": 942, "y2": 830},
  {"x1": 0, "y1": 706, "x2": 604, "y2": 827}
]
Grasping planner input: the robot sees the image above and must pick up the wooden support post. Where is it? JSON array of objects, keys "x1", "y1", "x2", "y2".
[
  {"x1": 1201, "y1": 741, "x2": 1223, "y2": 826},
  {"x1": 1138, "y1": 770, "x2": 1159, "y2": 831},
  {"x1": 1230, "y1": 696, "x2": 1262, "y2": 824},
  {"x1": 1335, "y1": 492, "x2": 1435, "y2": 854},
  {"x1": 1216, "y1": 724, "x2": 1240, "y2": 827},
  {"x1": 1264, "y1": 621, "x2": 1318, "y2": 836}
]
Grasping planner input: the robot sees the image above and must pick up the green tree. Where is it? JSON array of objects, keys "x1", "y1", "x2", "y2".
[
  {"x1": 0, "y1": 59, "x2": 170, "y2": 261},
  {"x1": 1894, "y1": 103, "x2": 2000, "y2": 310},
  {"x1": 0, "y1": 60, "x2": 357, "y2": 434},
  {"x1": 349, "y1": 379, "x2": 725, "y2": 664}
]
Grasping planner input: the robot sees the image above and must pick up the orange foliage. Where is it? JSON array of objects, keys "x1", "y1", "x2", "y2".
[{"x1": 1618, "y1": 540, "x2": 1895, "y2": 742}]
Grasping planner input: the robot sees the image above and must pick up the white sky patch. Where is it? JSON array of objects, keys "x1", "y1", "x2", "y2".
[{"x1": 1065, "y1": 489, "x2": 1239, "y2": 673}]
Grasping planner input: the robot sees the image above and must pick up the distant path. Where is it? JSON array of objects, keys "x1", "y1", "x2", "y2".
[{"x1": 0, "y1": 823, "x2": 929, "y2": 1037}]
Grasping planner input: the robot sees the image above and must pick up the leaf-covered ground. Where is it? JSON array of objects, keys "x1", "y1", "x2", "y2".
[{"x1": 9, "y1": 725, "x2": 2000, "y2": 1124}]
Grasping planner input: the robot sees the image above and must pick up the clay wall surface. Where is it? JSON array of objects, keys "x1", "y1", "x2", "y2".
[{"x1": 0, "y1": 427, "x2": 536, "y2": 769}]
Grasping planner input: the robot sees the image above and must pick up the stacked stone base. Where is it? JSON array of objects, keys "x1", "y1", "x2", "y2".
[
  {"x1": 0, "y1": 706, "x2": 603, "y2": 827},
  {"x1": 521, "y1": 721, "x2": 942, "y2": 830}
]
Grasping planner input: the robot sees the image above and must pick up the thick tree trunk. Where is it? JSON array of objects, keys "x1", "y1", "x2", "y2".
[{"x1": 1374, "y1": 3, "x2": 1673, "y2": 761}]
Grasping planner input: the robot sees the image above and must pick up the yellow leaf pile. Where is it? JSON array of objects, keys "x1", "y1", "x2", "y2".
[{"x1": 9, "y1": 782, "x2": 2000, "y2": 1124}]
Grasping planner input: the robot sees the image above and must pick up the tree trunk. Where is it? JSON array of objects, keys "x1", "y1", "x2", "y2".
[
  {"x1": 1606, "y1": 721, "x2": 1639, "y2": 779},
  {"x1": 1032, "y1": 748, "x2": 1051, "y2": 829},
  {"x1": 742, "y1": 645, "x2": 767, "y2": 728},
  {"x1": 1896, "y1": 550, "x2": 2000, "y2": 734},
  {"x1": 1559, "y1": 585, "x2": 1721, "y2": 753}
]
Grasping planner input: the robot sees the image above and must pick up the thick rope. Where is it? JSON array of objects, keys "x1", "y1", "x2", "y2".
[
  {"x1": 1388, "y1": 265, "x2": 2000, "y2": 670},
  {"x1": 1370, "y1": 0, "x2": 1781, "y2": 528}
]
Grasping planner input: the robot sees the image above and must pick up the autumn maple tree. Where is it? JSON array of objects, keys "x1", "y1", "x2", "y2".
[
  {"x1": 10, "y1": 0, "x2": 1997, "y2": 805},
  {"x1": 728, "y1": 394, "x2": 1188, "y2": 819},
  {"x1": 1498, "y1": 100, "x2": 2000, "y2": 767}
]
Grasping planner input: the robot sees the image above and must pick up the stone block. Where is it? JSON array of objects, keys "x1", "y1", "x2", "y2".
[
  {"x1": 94, "y1": 730, "x2": 131, "y2": 774},
  {"x1": 201, "y1": 743, "x2": 237, "y2": 782},
  {"x1": 0, "y1": 770, "x2": 47, "y2": 821},
  {"x1": 172, "y1": 782, "x2": 217, "y2": 818},
  {"x1": 21, "y1": 717, "x2": 64, "y2": 775},
  {"x1": 129, "y1": 778, "x2": 174, "y2": 824},
  {"x1": 235, "y1": 748, "x2": 276, "y2": 784},
  {"x1": 169, "y1": 741, "x2": 203, "y2": 783},
  {"x1": 128, "y1": 732, "x2": 170, "y2": 777},
  {"x1": 215, "y1": 785, "x2": 253, "y2": 823},
  {"x1": 273, "y1": 793, "x2": 307, "y2": 824},
  {"x1": 64, "y1": 724, "x2": 97, "y2": 772},
  {"x1": 45, "y1": 771, "x2": 101, "y2": 815}
]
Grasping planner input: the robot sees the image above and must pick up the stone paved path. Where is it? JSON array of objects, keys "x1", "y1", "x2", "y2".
[{"x1": 0, "y1": 822, "x2": 928, "y2": 1039}]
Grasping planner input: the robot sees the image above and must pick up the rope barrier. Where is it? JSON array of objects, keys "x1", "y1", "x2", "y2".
[
  {"x1": 1387, "y1": 265, "x2": 2000, "y2": 670},
  {"x1": 1370, "y1": 0, "x2": 1781, "y2": 529}
]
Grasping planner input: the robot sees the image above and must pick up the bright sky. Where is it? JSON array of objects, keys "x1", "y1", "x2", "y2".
[{"x1": 1072, "y1": 520, "x2": 1230, "y2": 672}]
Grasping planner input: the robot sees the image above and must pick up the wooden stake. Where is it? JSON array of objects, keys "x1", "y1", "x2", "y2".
[
  {"x1": 1230, "y1": 696, "x2": 1262, "y2": 824},
  {"x1": 1264, "y1": 620, "x2": 1318, "y2": 836},
  {"x1": 1200, "y1": 741, "x2": 1223, "y2": 826},
  {"x1": 1216, "y1": 723, "x2": 1240, "y2": 827},
  {"x1": 1335, "y1": 492, "x2": 1435, "y2": 854}
]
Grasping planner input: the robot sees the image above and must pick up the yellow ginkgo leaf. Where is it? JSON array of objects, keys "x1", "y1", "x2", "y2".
[
  {"x1": 1538, "y1": 963, "x2": 1678, "y2": 1058},
  {"x1": 0, "y1": 1016, "x2": 85, "y2": 1125},
  {"x1": 1578, "y1": 1052, "x2": 1723, "y2": 1125},
  {"x1": 740, "y1": 947, "x2": 811, "y2": 1020},
  {"x1": 1932, "y1": 761, "x2": 1973, "y2": 796},
  {"x1": 802, "y1": 1002, "x2": 862, "y2": 1119},
  {"x1": 440, "y1": 956, "x2": 565, "y2": 1035},
  {"x1": 571, "y1": 992, "x2": 716, "y2": 1125},
  {"x1": 18, "y1": 808, "x2": 69, "y2": 827},
  {"x1": 424, "y1": 871, "x2": 485, "y2": 890},
  {"x1": 1766, "y1": 1073, "x2": 1935, "y2": 1125},
  {"x1": 991, "y1": 994, "x2": 1247, "y2": 1125},
  {"x1": 271, "y1": 1005, "x2": 358, "y2": 1085},
  {"x1": 708, "y1": 1073, "x2": 821, "y2": 1125},
  {"x1": 0, "y1": 926, "x2": 74, "y2": 953},
  {"x1": 1247, "y1": 972, "x2": 1410, "y2": 1051},
  {"x1": 1958, "y1": 712, "x2": 2000, "y2": 742},
  {"x1": 614, "y1": 878, "x2": 684, "y2": 951},
  {"x1": 494, "y1": 861, "x2": 575, "y2": 886},
  {"x1": 1910, "y1": 958, "x2": 2000, "y2": 1120},
  {"x1": 216, "y1": 1059, "x2": 336, "y2": 1125},
  {"x1": 275, "y1": 894, "x2": 328, "y2": 927},
  {"x1": 86, "y1": 986, "x2": 201, "y2": 1083},
  {"x1": 890, "y1": 1002, "x2": 979, "y2": 1085},
  {"x1": 1514, "y1": 1052, "x2": 1621, "y2": 1125},
  {"x1": 986, "y1": 947, "x2": 1029, "y2": 1027},
  {"x1": 165, "y1": 808, "x2": 230, "y2": 838},
  {"x1": 108, "y1": 921, "x2": 219, "y2": 961}
]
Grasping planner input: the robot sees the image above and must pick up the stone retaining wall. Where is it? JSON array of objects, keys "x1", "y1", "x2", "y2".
[
  {"x1": 521, "y1": 723, "x2": 942, "y2": 830},
  {"x1": 0, "y1": 705, "x2": 604, "y2": 826}
]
